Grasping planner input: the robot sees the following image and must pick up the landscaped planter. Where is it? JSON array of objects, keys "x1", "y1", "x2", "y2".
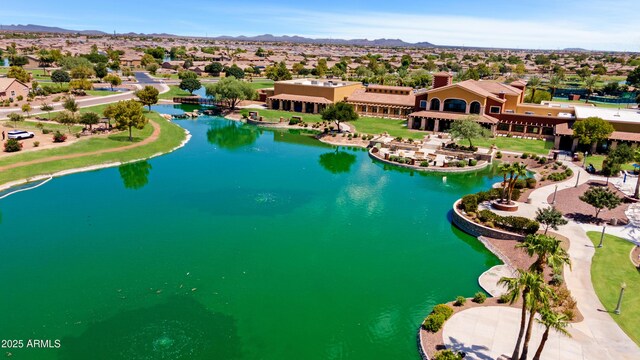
[
  {"x1": 492, "y1": 201, "x2": 519, "y2": 212},
  {"x1": 452, "y1": 200, "x2": 526, "y2": 241}
]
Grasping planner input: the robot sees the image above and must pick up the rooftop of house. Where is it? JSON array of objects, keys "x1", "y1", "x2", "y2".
[
  {"x1": 574, "y1": 106, "x2": 640, "y2": 124},
  {"x1": 275, "y1": 78, "x2": 361, "y2": 88}
]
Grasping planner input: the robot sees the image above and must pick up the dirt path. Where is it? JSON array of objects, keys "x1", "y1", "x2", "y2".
[{"x1": 0, "y1": 120, "x2": 161, "y2": 172}]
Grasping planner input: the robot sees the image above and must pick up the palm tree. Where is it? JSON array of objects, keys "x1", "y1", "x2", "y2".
[
  {"x1": 519, "y1": 276, "x2": 553, "y2": 360},
  {"x1": 532, "y1": 308, "x2": 571, "y2": 360},
  {"x1": 548, "y1": 75, "x2": 562, "y2": 99},
  {"x1": 499, "y1": 270, "x2": 545, "y2": 360},
  {"x1": 584, "y1": 76, "x2": 599, "y2": 104},
  {"x1": 517, "y1": 234, "x2": 571, "y2": 273},
  {"x1": 499, "y1": 163, "x2": 513, "y2": 202},
  {"x1": 527, "y1": 76, "x2": 541, "y2": 102},
  {"x1": 507, "y1": 163, "x2": 528, "y2": 203},
  {"x1": 633, "y1": 149, "x2": 640, "y2": 199}
]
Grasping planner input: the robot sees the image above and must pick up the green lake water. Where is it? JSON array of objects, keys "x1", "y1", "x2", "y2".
[{"x1": 0, "y1": 105, "x2": 501, "y2": 359}]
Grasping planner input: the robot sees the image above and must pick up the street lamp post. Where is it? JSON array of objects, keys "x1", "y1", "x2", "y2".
[
  {"x1": 598, "y1": 225, "x2": 606, "y2": 248},
  {"x1": 575, "y1": 171, "x2": 581, "y2": 188},
  {"x1": 614, "y1": 282, "x2": 627, "y2": 315},
  {"x1": 583, "y1": 151, "x2": 589, "y2": 168},
  {"x1": 552, "y1": 184, "x2": 558, "y2": 204}
]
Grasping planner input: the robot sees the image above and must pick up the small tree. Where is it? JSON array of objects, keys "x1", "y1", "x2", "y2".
[
  {"x1": 7, "y1": 66, "x2": 30, "y2": 83},
  {"x1": 103, "y1": 74, "x2": 122, "y2": 91},
  {"x1": 40, "y1": 103, "x2": 54, "y2": 120},
  {"x1": 535, "y1": 207, "x2": 568, "y2": 235},
  {"x1": 579, "y1": 186, "x2": 622, "y2": 220},
  {"x1": 179, "y1": 77, "x2": 201, "y2": 95},
  {"x1": 51, "y1": 69, "x2": 71, "y2": 87},
  {"x1": 205, "y1": 77, "x2": 255, "y2": 110},
  {"x1": 204, "y1": 62, "x2": 223, "y2": 76},
  {"x1": 135, "y1": 85, "x2": 160, "y2": 111},
  {"x1": 224, "y1": 64, "x2": 245, "y2": 79},
  {"x1": 8, "y1": 112, "x2": 24, "y2": 128},
  {"x1": 79, "y1": 111, "x2": 100, "y2": 130},
  {"x1": 448, "y1": 116, "x2": 489, "y2": 148},
  {"x1": 63, "y1": 97, "x2": 79, "y2": 113},
  {"x1": 108, "y1": 100, "x2": 147, "y2": 141},
  {"x1": 321, "y1": 102, "x2": 358, "y2": 133},
  {"x1": 583, "y1": 76, "x2": 599, "y2": 104},
  {"x1": 146, "y1": 63, "x2": 159, "y2": 75},
  {"x1": 21, "y1": 103, "x2": 32, "y2": 118},
  {"x1": 572, "y1": 117, "x2": 614, "y2": 153},
  {"x1": 56, "y1": 111, "x2": 78, "y2": 134}
]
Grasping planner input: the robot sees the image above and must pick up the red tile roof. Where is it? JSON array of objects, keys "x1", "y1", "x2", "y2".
[
  {"x1": 346, "y1": 89, "x2": 415, "y2": 107},
  {"x1": 408, "y1": 110, "x2": 499, "y2": 124}
]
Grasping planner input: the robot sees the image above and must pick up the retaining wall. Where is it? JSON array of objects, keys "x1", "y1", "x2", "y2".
[{"x1": 451, "y1": 200, "x2": 526, "y2": 241}]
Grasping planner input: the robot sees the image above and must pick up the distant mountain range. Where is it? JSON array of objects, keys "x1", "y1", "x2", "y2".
[{"x1": 0, "y1": 24, "x2": 436, "y2": 47}]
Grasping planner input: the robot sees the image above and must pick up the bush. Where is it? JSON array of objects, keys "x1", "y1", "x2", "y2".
[
  {"x1": 432, "y1": 304, "x2": 454, "y2": 320},
  {"x1": 42, "y1": 129, "x2": 51, "y2": 134},
  {"x1": 526, "y1": 177, "x2": 537, "y2": 189},
  {"x1": 288, "y1": 118, "x2": 303, "y2": 125},
  {"x1": 457, "y1": 160, "x2": 467, "y2": 167},
  {"x1": 33, "y1": 141, "x2": 40, "y2": 147},
  {"x1": 575, "y1": 152, "x2": 584, "y2": 161},
  {"x1": 420, "y1": 161, "x2": 430, "y2": 167},
  {"x1": 454, "y1": 296, "x2": 467, "y2": 306},
  {"x1": 422, "y1": 313, "x2": 445, "y2": 332},
  {"x1": 498, "y1": 293, "x2": 511, "y2": 304},
  {"x1": 550, "y1": 273, "x2": 564, "y2": 286},
  {"x1": 433, "y1": 349, "x2": 463, "y2": 360},
  {"x1": 538, "y1": 157, "x2": 548, "y2": 164},
  {"x1": 472, "y1": 292, "x2": 487, "y2": 303},
  {"x1": 53, "y1": 131, "x2": 67, "y2": 143},
  {"x1": 555, "y1": 161, "x2": 563, "y2": 166},
  {"x1": 469, "y1": 159, "x2": 478, "y2": 166},
  {"x1": 4, "y1": 139, "x2": 23, "y2": 152},
  {"x1": 521, "y1": 152, "x2": 529, "y2": 159},
  {"x1": 495, "y1": 151, "x2": 502, "y2": 159},
  {"x1": 461, "y1": 194, "x2": 479, "y2": 213},
  {"x1": 514, "y1": 178, "x2": 527, "y2": 189}
]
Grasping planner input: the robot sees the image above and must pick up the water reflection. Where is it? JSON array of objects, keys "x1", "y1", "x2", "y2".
[
  {"x1": 206, "y1": 121, "x2": 259, "y2": 150},
  {"x1": 58, "y1": 296, "x2": 241, "y2": 360},
  {"x1": 318, "y1": 150, "x2": 357, "y2": 174},
  {"x1": 119, "y1": 161, "x2": 152, "y2": 190}
]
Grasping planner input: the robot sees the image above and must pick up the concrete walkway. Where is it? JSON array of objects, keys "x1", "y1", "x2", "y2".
[{"x1": 445, "y1": 161, "x2": 640, "y2": 359}]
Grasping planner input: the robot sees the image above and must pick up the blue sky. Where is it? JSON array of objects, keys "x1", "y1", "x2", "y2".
[{"x1": 1, "y1": 0, "x2": 639, "y2": 51}]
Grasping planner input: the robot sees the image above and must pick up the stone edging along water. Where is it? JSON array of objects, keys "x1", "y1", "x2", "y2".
[
  {"x1": 0, "y1": 128, "x2": 192, "y2": 193},
  {"x1": 368, "y1": 148, "x2": 491, "y2": 173},
  {"x1": 451, "y1": 199, "x2": 526, "y2": 241}
]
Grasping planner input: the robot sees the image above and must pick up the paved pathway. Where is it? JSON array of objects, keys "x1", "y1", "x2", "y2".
[{"x1": 445, "y1": 161, "x2": 640, "y2": 359}]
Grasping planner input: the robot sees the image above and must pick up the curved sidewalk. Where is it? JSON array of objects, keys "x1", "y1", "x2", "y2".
[{"x1": 447, "y1": 161, "x2": 640, "y2": 359}]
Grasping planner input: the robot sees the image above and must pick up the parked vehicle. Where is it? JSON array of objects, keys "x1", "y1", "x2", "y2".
[{"x1": 7, "y1": 130, "x2": 35, "y2": 140}]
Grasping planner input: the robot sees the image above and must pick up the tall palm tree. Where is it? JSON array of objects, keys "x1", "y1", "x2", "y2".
[
  {"x1": 506, "y1": 163, "x2": 528, "y2": 203},
  {"x1": 499, "y1": 163, "x2": 513, "y2": 202},
  {"x1": 548, "y1": 75, "x2": 562, "y2": 99},
  {"x1": 527, "y1": 76, "x2": 541, "y2": 102},
  {"x1": 517, "y1": 234, "x2": 571, "y2": 273},
  {"x1": 519, "y1": 276, "x2": 553, "y2": 360},
  {"x1": 532, "y1": 308, "x2": 571, "y2": 360},
  {"x1": 584, "y1": 76, "x2": 599, "y2": 104},
  {"x1": 499, "y1": 270, "x2": 545, "y2": 360}
]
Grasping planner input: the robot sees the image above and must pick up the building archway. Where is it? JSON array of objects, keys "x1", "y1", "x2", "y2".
[
  {"x1": 430, "y1": 98, "x2": 440, "y2": 111},
  {"x1": 443, "y1": 99, "x2": 467, "y2": 113},
  {"x1": 469, "y1": 101, "x2": 481, "y2": 114}
]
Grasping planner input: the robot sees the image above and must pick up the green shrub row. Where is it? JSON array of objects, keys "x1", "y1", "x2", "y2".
[
  {"x1": 477, "y1": 209, "x2": 540, "y2": 234},
  {"x1": 547, "y1": 168, "x2": 574, "y2": 182},
  {"x1": 422, "y1": 304, "x2": 454, "y2": 333},
  {"x1": 459, "y1": 187, "x2": 523, "y2": 213}
]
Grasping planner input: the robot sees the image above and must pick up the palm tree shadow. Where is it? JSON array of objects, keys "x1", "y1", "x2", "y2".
[{"x1": 445, "y1": 336, "x2": 494, "y2": 360}]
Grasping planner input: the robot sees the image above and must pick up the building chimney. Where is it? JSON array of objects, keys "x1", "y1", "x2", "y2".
[
  {"x1": 498, "y1": 91, "x2": 506, "y2": 99},
  {"x1": 433, "y1": 72, "x2": 453, "y2": 89}
]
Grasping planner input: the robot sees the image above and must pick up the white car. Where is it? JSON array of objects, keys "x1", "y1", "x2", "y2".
[{"x1": 7, "y1": 130, "x2": 35, "y2": 140}]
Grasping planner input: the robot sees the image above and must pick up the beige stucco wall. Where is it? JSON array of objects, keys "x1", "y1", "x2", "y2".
[
  {"x1": 427, "y1": 86, "x2": 487, "y2": 105},
  {"x1": 2, "y1": 81, "x2": 29, "y2": 101},
  {"x1": 274, "y1": 82, "x2": 362, "y2": 103}
]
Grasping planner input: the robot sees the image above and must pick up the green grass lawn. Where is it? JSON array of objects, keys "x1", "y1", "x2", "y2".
[
  {"x1": 85, "y1": 90, "x2": 118, "y2": 97},
  {"x1": 3, "y1": 119, "x2": 83, "y2": 133},
  {"x1": 584, "y1": 154, "x2": 637, "y2": 171},
  {"x1": 461, "y1": 136, "x2": 554, "y2": 155},
  {"x1": 247, "y1": 79, "x2": 274, "y2": 90},
  {"x1": 587, "y1": 232, "x2": 640, "y2": 346},
  {"x1": 159, "y1": 85, "x2": 191, "y2": 100},
  {"x1": 349, "y1": 117, "x2": 426, "y2": 140},
  {"x1": 0, "y1": 112, "x2": 186, "y2": 186},
  {"x1": 240, "y1": 108, "x2": 326, "y2": 123}
]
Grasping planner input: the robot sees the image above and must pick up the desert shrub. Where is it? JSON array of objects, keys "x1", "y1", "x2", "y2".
[
  {"x1": 433, "y1": 349, "x2": 463, "y2": 360},
  {"x1": 498, "y1": 293, "x2": 511, "y2": 303},
  {"x1": 538, "y1": 157, "x2": 548, "y2": 164},
  {"x1": 422, "y1": 313, "x2": 445, "y2": 332},
  {"x1": 457, "y1": 160, "x2": 467, "y2": 167},
  {"x1": 4, "y1": 139, "x2": 23, "y2": 152},
  {"x1": 525, "y1": 177, "x2": 537, "y2": 188},
  {"x1": 53, "y1": 131, "x2": 67, "y2": 143},
  {"x1": 469, "y1": 159, "x2": 478, "y2": 166},
  {"x1": 461, "y1": 194, "x2": 479, "y2": 213},
  {"x1": 33, "y1": 141, "x2": 40, "y2": 147},
  {"x1": 555, "y1": 161, "x2": 563, "y2": 166},
  {"x1": 514, "y1": 179, "x2": 527, "y2": 189},
  {"x1": 420, "y1": 161, "x2": 430, "y2": 167},
  {"x1": 575, "y1": 152, "x2": 584, "y2": 161},
  {"x1": 472, "y1": 292, "x2": 487, "y2": 303},
  {"x1": 432, "y1": 304, "x2": 454, "y2": 320},
  {"x1": 550, "y1": 273, "x2": 564, "y2": 286},
  {"x1": 495, "y1": 151, "x2": 502, "y2": 159},
  {"x1": 521, "y1": 152, "x2": 529, "y2": 159},
  {"x1": 454, "y1": 296, "x2": 467, "y2": 306},
  {"x1": 289, "y1": 118, "x2": 302, "y2": 125}
]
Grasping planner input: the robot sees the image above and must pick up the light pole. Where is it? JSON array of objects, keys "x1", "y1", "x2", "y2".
[
  {"x1": 614, "y1": 282, "x2": 627, "y2": 315},
  {"x1": 575, "y1": 171, "x2": 581, "y2": 188},
  {"x1": 583, "y1": 151, "x2": 589, "y2": 168},
  {"x1": 598, "y1": 225, "x2": 606, "y2": 248},
  {"x1": 552, "y1": 184, "x2": 558, "y2": 204}
]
